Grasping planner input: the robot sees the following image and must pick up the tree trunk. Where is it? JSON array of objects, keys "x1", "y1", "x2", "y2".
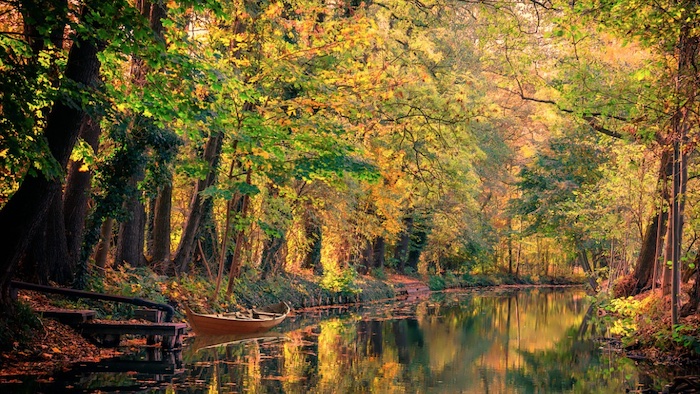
[
  {"x1": 113, "y1": 0, "x2": 167, "y2": 269},
  {"x1": 20, "y1": 194, "x2": 70, "y2": 285},
  {"x1": 193, "y1": 198, "x2": 219, "y2": 270},
  {"x1": 151, "y1": 182, "x2": 172, "y2": 265},
  {"x1": 373, "y1": 237, "x2": 386, "y2": 269},
  {"x1": 94, "y1": 218, "x2": 114, "y2": 269},
  {"x1": 680, "y1": 253, "x2": 700, "y2": 316},
  {"x1": 621, "y1": 149, "x2": 672, "y2": 296},
  {"x1": 358, "y1": 239, "x2": 372, "y2": 274},
  {"x1": 662, "y1": 213, "x2": 674, "y2": 295},
  {"x1": 225, "y1": 171, "x2": 252, "y2": 294},
  {"x1": 20, "y1": 0, "x2": 67, "y2": 54},
  {"x1": 64, "y1": 114, "x2": 102, "y2": 275},
  {"x1": 173, "y1": 131, "x2": 224, "y2": 272},
  {"x1": 115, "y1": 183, "x2": 147, "y2": 267},
  {"x1": 407, "y1": 228, "x2": 427, "y2": 272},
  {"x1": 15, "y1": 0, "x2": 73, "y2": 285},
  {"x1": 0, "y1": 8, "x2": 101, "y2": 307},
  {"x1": 260, "y1": 231, "x2": 286, "y2": 279}
]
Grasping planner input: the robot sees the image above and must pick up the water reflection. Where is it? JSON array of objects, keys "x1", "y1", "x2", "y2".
[
  {"x1": 4, "y1": 288, "x2": 697, "y2": 393},
  {"x1": 176, "y1": 288, "x2": 645, "y2": 393}
]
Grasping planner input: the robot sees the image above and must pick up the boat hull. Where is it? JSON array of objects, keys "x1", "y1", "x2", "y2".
[{"x1": 185, "y1": 302, "x2": 289, "y2": 335}]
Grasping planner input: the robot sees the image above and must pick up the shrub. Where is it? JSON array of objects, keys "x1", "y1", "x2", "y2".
[
  {"x1": 321, "y1": 267, "x2": 361, "y2": 295},
  {"x1": 0, "y1": 302, "x2": 41, "y2": 352},
  {"x1": 371, "y1": 267, "x2": 387, "y2": 280},
  {"x1": 428, "y1": 275, "x2": 446, "y2": 291}
]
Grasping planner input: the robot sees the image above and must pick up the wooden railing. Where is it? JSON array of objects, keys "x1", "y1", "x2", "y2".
[{"x1": 10, "y1": 280, "x2": 175, "y2": 322}]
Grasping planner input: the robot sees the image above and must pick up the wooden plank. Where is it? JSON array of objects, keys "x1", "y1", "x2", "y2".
[
  {"x1": 77, "y1": 322, "x2": 187, "y2": 336},
  {"x1": 36, "y1": 309, "x2": 97, "y2": 324},
  {"x1": 134, "y1": 308, "x2": 164, "y2": 323}
]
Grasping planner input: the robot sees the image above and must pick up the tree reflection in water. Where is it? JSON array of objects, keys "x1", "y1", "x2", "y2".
[
  {"x1": 178, "y1": 288, "x2": 688, "y2": 393},
  {"x1": 7, "y1": 288, "x2": 695, "y2": 393}
]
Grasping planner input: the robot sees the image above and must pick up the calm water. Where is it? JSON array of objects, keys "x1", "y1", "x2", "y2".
[{"x1": 3, "y1": 288, "x2": 697, "y2": 393}]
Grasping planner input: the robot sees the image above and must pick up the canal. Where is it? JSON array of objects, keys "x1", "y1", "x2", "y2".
[{"x1": 4, "y1": 287, "x2": 697, "y2": 393}]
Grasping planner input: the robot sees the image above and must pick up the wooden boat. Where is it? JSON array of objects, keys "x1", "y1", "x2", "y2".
[{"x1": 184, "y1": 302, "x2": 290, "y2": 335}]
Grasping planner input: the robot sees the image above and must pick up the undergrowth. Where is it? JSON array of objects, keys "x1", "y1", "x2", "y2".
[
  {"x1": 590, "y1": 290, "x2": 700, "y2": 359},
  {"x1": 71, "y1": 265, "x2": 394, "y2": 319},
  {"x1": 427, "y1": 272, "x2": 585, "y2": 291},
  {"x1": 0, "y1": 301, "x2": 42, "y2": 352}
]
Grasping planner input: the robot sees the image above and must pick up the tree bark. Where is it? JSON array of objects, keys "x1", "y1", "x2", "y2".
[
  {"x1": 225, "y1": 171, "x2": 253, "y2": 294},
  {"x1": 680, "y1": 253, "x2": 700, "y2": 316},
  {"x1": 94, "y1": 218, "x2": 114, "y2": 269},
  {"x1": 373, "y1": 237, "x2": 386, "y2": 269},
  {"x1": 115, "y1": 181, "x2": 147, "y2": 267},
  {"x1": 20, "y1": 194, "x2": 70, "y2": 284},
  {"x1": 151, "y1": 183, "x2": 172, "y2": 265},
  {"x1": 0, "y1": 9, "x2": 101, "y2": 306},
  {"x1": 407, "y1": 229, "x2": 427, "y2": 272},
  {"x1": 260, "y1": 232, "x2": 286, "y2": 279},
  {"x1": 173, "y1": 131, "x2": 224, "y2": 272},
  {"x1": 63, "y1": 114, "x2": 102, "y2": 273},
  {"x1": 113, "y1": 0, "x2": 167, "y2": 269},
  {"x1": 621, "y1": 149, "x2": 671, "y2": 296}
]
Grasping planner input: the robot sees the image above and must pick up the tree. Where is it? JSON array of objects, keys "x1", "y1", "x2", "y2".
[{"x1": 0, "y1": 0, "x2": 106, "y2": 307}]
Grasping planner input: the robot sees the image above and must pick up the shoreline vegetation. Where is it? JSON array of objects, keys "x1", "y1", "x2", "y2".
[{"x1": 4, "y1": 265, "x2": 698, "y2": 382}]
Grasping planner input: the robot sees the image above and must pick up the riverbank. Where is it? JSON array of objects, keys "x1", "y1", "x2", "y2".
[
  {"x1": 0, "y1": 268, "x2": 585, "y2": 379},
  {"x1": 594, "y1": 287, "x2": 700, "y2": 367}
]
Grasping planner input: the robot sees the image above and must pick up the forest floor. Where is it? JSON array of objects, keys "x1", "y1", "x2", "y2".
[
  {"x1": 617, "y1": 285, "x2": 700, "y2": 366},
  {"x1": 0, "y1": 292, "x2": 123, "y2": 382}
]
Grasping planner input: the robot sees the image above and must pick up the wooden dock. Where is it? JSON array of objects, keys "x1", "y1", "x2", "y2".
[
  {"x1": 77, "y1": 321, "x2": 187, "y2": 349},
  {"x1": 36, "y1": 308, "x2": 187, "y2": 349},
  {"x1": 36, "y1": 309, "x2": 96, "y2": 324}
]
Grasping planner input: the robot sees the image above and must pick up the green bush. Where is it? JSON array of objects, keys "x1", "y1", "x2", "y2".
[
  {"x1": 321, "y1": 267, "x2": 361, "y2": 295},
  {"x1": 371, "y1": 267, "x2": 387, "y2": 280},
  {"x1": 428, "y1": 275, "x2": 446, "y2": 291},
  {"x1": 462, "y1": 273, "x2": 496, "y2": 287},
  {"x1": 0, "y1": 302, "x2": 41, "y2": 352}
]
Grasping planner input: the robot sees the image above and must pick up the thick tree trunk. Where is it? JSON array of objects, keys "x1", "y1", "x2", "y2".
[
  {"x1": 20, "y1": 194, "x2": 70, "y2": 284},
  {"x1": 358, "y1": 239, "x2": 373, "y2": 274},
  {"x1": 225, "y1": 171, "x2": 253, "y2": 294},
  {"x1": 173, "y1": 131, "x2": 224, "y2": 272},
  {"x1": 373, "y1": 237, "x2": 386, "y2": 269},
  {"x1": 0, "y1": 15, "x2": 101, "y2": 306},
  {"x1": 620, "y1": 149, "x2": 671, "y2": 296},
  {"x1": 115, "y1": 183, "x2": 147, "y2": 267},
  {"x1": 63, "y1": 114, "x2": 102, "y2": 272},
  {"x1": 113, "y1": 0, "x2": 167, "y2": 269},
  {"x1": 407, "y1": 229, "x2": 427, "y2": 271},
  {"x1": 151, "y1": 183, "x2": 172, "y2": 265},
  {"x1": 21, "y1": 0, "x2": 67, "y2": 54},
  {"x1": 193, "y1": 198, "x2": 219, "y2": 269}
]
